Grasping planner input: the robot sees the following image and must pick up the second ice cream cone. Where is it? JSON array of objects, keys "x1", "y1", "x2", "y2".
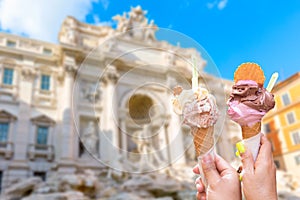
[
  {"x1": 192, "y1": 126, "x2": 214, "y2": 157},
  {"x1": 241, "y1": 122, "x2": 261, "y2": 139}
]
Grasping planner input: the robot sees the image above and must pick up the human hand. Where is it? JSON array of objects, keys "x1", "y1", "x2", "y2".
[
  {"x1": 240, "y1": 135, "x2": 278, "y2": 200},
  {"x1": 193, "y1": 154, "x2": 241, "y2": 200}
]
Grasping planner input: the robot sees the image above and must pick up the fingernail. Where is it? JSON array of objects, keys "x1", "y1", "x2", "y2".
[
  {"x1": 237, "y1": 166, "x2": 242, "y2": 174},
  {"x1": 196, "y1": 184, "x2": 201, "y2": 190},
  {"x1": 236, "y1": 142, "x2": 245, "y2": 154},
  {"x1": 202, "y1": 154, "x2": 213, "y2": 164},
  {"x1": 239, "y1": 171, "x2": 244, "y2": 181}
]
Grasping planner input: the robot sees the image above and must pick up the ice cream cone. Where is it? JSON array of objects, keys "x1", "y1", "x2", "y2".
[
  {"x1": 241, "y1": 122, "x2": 261, "y2": 139},
  {"x1": 234, "y1": 63, "x2": 265, "y2": 86},
  {"x1": 192, "y1": 126, "x2": 214, "y2": 157}
]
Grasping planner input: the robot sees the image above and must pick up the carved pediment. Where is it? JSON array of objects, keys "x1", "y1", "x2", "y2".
[
  {"x1": 0, "y1": 58, "x2": 17, "y2": 68},
  {"x1": 0, "y1": 110, "x2": 17, "y2": 121},
  {"x1": 31, "y1": 115, "x2": 55, "y2": 125}
]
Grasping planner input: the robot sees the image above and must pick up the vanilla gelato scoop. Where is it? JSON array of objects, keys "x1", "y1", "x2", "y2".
[{"x1": 172, "y1": 86, "x2": 219, "y2": 128}]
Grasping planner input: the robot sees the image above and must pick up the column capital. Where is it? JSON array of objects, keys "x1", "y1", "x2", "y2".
[
  {"x1": 64, "y1": 64, "x2": 78, "y2": 75},
  {"x1": 101, "y1": 64, "x2": 119, "y2": 84},
  {"x1": 63, "y1": 53, "x2": 78, "y2": 76},
  {"x1": 166, "y1": 74, "x2": 178, "y2": 89},
  {"x1": 21, "y1": 67, "x2": 37, "y2": 82}
]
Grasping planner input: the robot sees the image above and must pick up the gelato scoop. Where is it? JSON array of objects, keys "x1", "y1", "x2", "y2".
[
  {"x1": 227, "y1": 80, "x2": 275, "y2": 127},
  {"x1": 172, "y1": 86, "x2": 219, "y2": 156}
]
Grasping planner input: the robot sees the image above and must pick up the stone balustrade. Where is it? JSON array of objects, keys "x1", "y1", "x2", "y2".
[
  {"x1": 27, "y1": 144, "x2": 54, "y2": 161},
  {"x1": 0, "y1": 141, "x2": 14, "y2": 159},
  {"x1": 0, "y1": 33, "x2": 59, "y2": 57}
]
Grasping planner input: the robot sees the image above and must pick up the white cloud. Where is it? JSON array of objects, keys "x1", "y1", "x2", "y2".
[
  {"x1": 0, "y1": 0, "x2": 110, "y2": 43},
  {"x1": 93, "y1": 15, "x2": 113, "y2": 26},
  {"x1": 217, "y1": 0, "x2": 228, "y2": 10},
  {"x1": 207, "y1": 0, "x2": 228, "y2": 10},
  {"x1": 100, "y1": 0, "x2": 109, "y2": 10},
  {"x1": 207, "y1": 2, "x2": 216, "y2": 9}
]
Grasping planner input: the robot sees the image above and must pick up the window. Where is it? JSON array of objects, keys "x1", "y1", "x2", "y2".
[
  {"x1": 282, "y1": 93, "x2": 291, "y2": 106},
  {"x1": 6, "y1": 40, "x2": 16, "y2": 48},
  {"x1": 291, "y1": 131, "x2": 300, "y2": 145},
  {"x1": 33, "y1": 171, "x2": 46, "y2": 181},
  {"x1": 0, "y1": 122, "x2": 9, "y2": 142},
  {"x1": 269, "y1": 139, "x2": 275, "y2": 152},
  {"x1": 264, "y1": 123, "x2": 271, "y2": 133},
  {"x1": 2, "y1": 68, "x2": 14, "y2": 85},
  {"x1": 274, "y1": 160, "x2": 280, "y2": 168},
  {"x1": 295, "y1": 155, "x2": 300, "y2": 165},
  {"x1": 0, "y1": 171, "x2": 2, "y2": 192},
  {"x1": 40, "y1": 75, "x2": 50, "y2": 91},
  {"x1": 286, "y1": 112, "x2": 296, "y2": 124},
  {"x1": 36, "y1": 126, "x2": 48, "y2": 145},
  {"x1": 43, "y1": 48, "x2": 52, "y2": 55}
]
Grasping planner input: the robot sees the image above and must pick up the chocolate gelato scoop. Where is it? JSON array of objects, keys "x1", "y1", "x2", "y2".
[{"x1": 229, "y1": 83, "x2": 275, "y2": 112}]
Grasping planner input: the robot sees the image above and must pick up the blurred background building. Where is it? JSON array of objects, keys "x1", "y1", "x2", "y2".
[
  {"x1": 263, "y1": 72, "x2": 300, "y2": 178},
  {"x1": 0, "y1": 6, "x2": 299, "y2": 200},
  {"x1": 0, "y1": 6, "x2": 240, "y2": 195}
]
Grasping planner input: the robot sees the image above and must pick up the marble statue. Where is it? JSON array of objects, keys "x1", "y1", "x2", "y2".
[
  {"x1": 81, "y1": 121, "x2": 98, "y2": 156},
  {"x1": 131, "y1": 124, "x2": 164, "y2": 171},
  {"x1": 112, "y1": 6, "x2": 158, "y2": 41},
  {"x1": 144, "y1": 20, "x2": 157, "y2": 41},
  {"x1": 113, "y1": 12, "x2": 129, "y2": 32}
]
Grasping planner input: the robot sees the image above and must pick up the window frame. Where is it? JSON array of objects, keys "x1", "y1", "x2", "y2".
[
  {"x1": 6, "y1": 40, "x2": 16, "y2": 48},
  {"x1": 0, "y1": 122, "x2": 9, "y2": 142},
  {"x1": 295, "y1": 154, "x2": 300, "y2": 165},
  {"x1": 33, "y1": 171, "x2": 47, "y2": 181},
  {"x1": 263, "y1": 123, "x2": 271, "y2": 134},
  {"x1": 36, "y1": 125, "x2": 49, "y2": 146},
  {"x1": 290, "y1": 130, "x2": 300, "y2": 146},
  {"x1": 286, "y1": 112, "x2": 296, "y2": 125},
  {"x1": 281, "y1": 93, "x2": 291, "y2": 106},
  {"x1": 40, "y1": 74, "x2": 51, "y2": 91},
  {"x1": 269, "y1": 139, "x2": 275, "y2": 152},
  {"x1": 274, "y1": 160, "x2": 280, "y2": 168},
  {"x1": 31, "y1": 115, "x2": 55, "y2": 147},
  {"x1": 0, "y1": 170, "x2": 3, "y2": 193},
  {"x1": 2, "y1": 68, "x2": 14, "y2": 85},
  {"x1": 43, "y1": 48, "x2": 52, "y2": 55},
  {"x1": 0, "y1": 110, "x2": 17, "y2": 144}
]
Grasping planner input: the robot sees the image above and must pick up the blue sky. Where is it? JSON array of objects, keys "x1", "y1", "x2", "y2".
[{"x1": 1, "y1": 0, "x2": 299, "y2": 83}]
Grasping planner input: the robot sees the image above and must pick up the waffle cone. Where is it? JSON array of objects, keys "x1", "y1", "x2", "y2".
[
  {"x1": 192, "y1": 126, "x2": 214, "y2": 157},
  {"x1": 234, "y1": 63, "x2": 265, "y2": 86},
  {"x1": 241, "y1": 122, "x2": 261, "y2": 139}
]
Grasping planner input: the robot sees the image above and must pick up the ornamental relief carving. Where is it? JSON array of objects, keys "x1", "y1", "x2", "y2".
[
  {"x1": 80, "y1": 81, "x2": 102, "y2": 103},
  {"x1": 21, "y1": 67, "x2": 37, "y2": 81}
]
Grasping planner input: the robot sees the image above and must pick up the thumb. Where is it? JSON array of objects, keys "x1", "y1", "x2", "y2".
[
  {"x1": 201, "y1": 154, "x2": 220, "y2": 185},
  {"x1": 240, "y1": 149, "x2": 254, "y2": 175}
]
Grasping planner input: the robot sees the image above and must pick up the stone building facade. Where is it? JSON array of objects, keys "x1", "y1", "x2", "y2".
[{"x1": 0, "y1": 6, "x2": 239, "y2": 192}]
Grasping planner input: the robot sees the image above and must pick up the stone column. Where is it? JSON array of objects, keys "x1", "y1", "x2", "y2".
[
  {"x1": 99, "y1": 64, "x2": 119, "y2": 162},
  {"x1": 7, "y1": 67, "x2": 36, "y2": 182},
  {"x1": 57, "y1": 55, "x2": 77, "y2": 173},
  {"x1": 157, "y1": 115, "x2": 169, "y2": 162},
  {"x1": 119, "y1": 118, "x2": 127, "y2": 156},
  {"x1": 166, "y1": 75, "x2": 185, "y2": 165}
]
